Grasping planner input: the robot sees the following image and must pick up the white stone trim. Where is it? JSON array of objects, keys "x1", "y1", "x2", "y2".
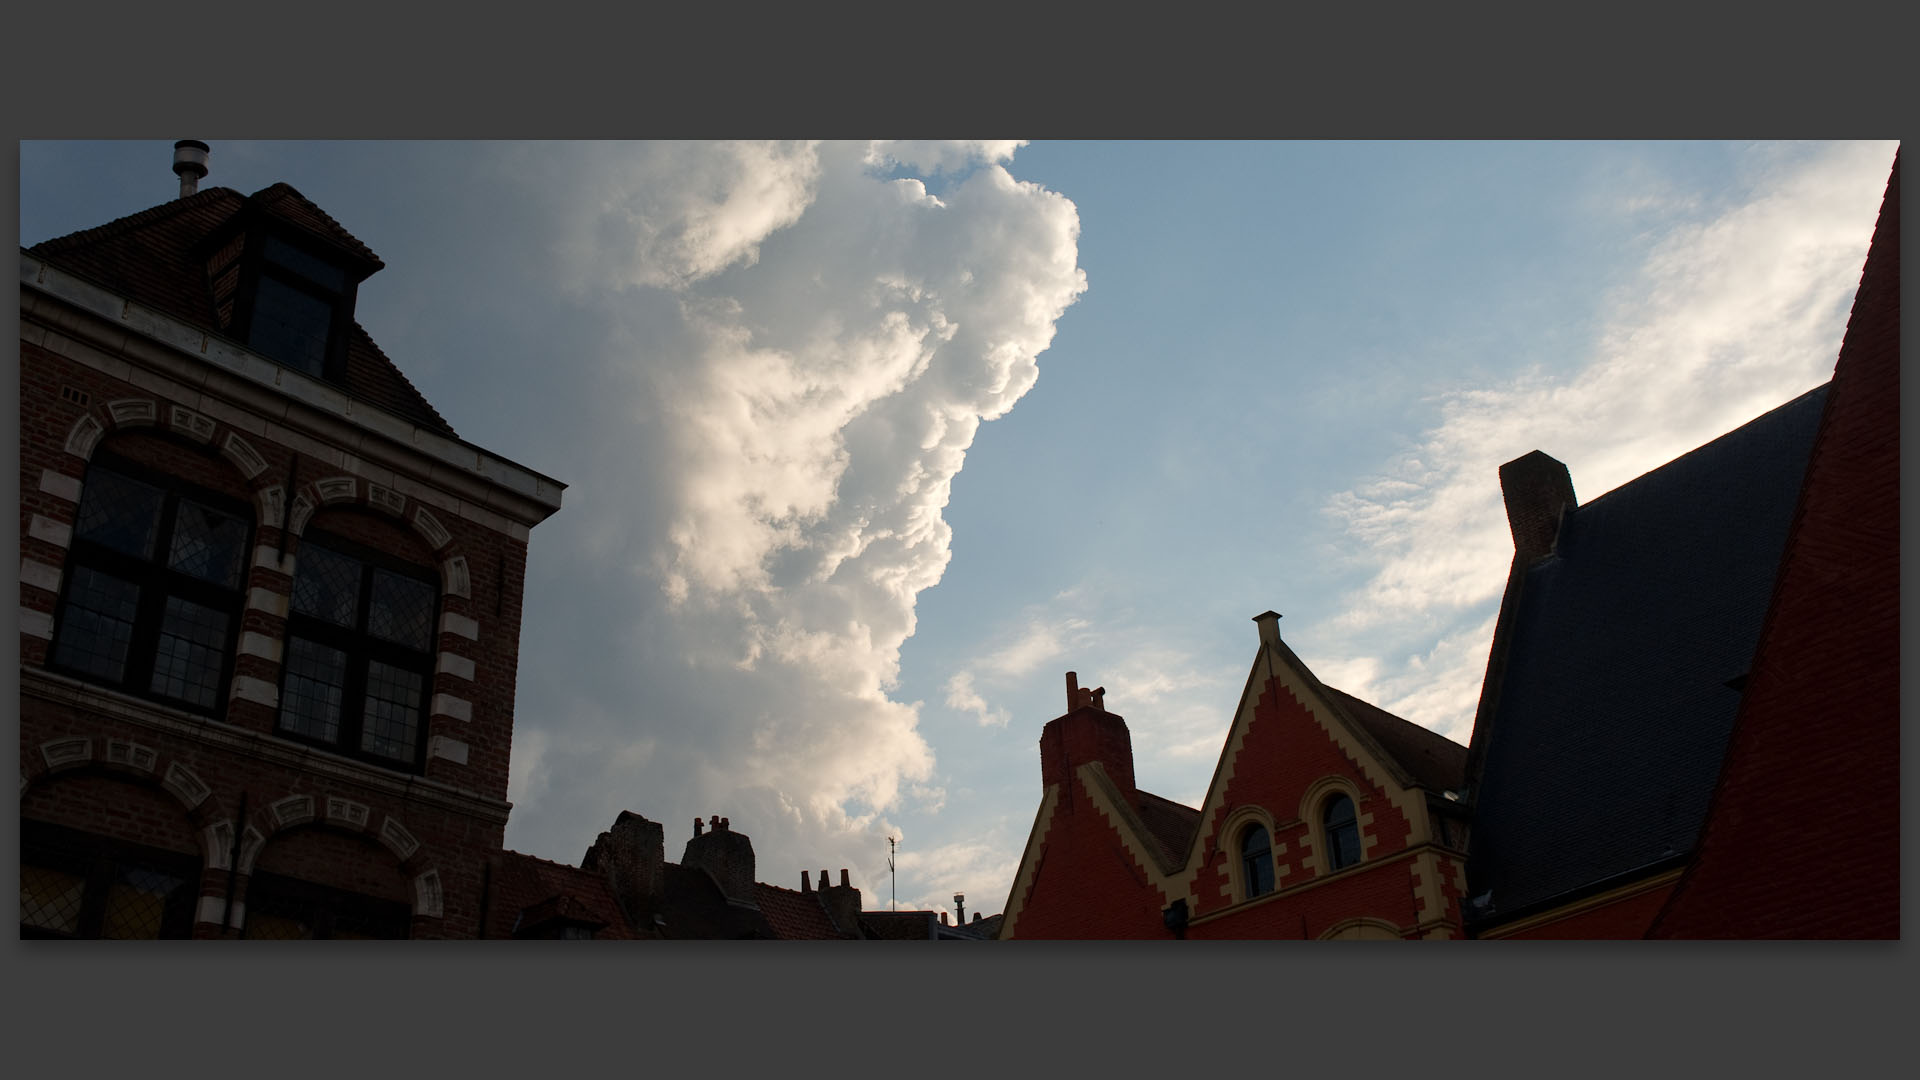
[
  {"x1": 163, "y1": 761, "x2": 212, "y2": 809},
  {"x1": 255, "y1": 486, "x2": 286, "y2": 530},
  {"x1": 325, "y1": 797, "x2": 370, "y2": 828},
  {"x1": 228, "y1": 900, "x2": 247, "y2": 930},
  {"x1": 441, "y1": 611, "x2": 479, "y2": 640},
  {"x1": 246, "y1": 587, "x2": 289, "y2": 618},
  {"x1": 238, "y1": 632, "x2": 283, "y2": 663},
  {"x1": 412, "y1": 507, "x2": 452, "y2": 551},
  {"x1": 231, "y1": 675, "x2": 279, "y2": 707},
  {"x1": 106, "y1": 398, "x2": 158, "y2": 427},
  {"x1": 205, "y1": 821, "x2": 234, "y2": 870},
  {"x1": 19, "y1": 607, "x2": 54, "y2": 640},
  {"x1": 431, "y1": 694, "x2": 472, "y2": 723},
  {"x1": 435, "y1": 652, "x2": 475, "y2": 681},
  {"x1": 413, "y1": 869, "x2": 444, "y2": 919},
  {"x1": 288, "y1": 494, "x2": 316, "y2": 537},
  {"x1": 40, "y1": 737, "x2": 92, "y2": 771},
  {"x1": 379, "y1": 818, "x2": 421, "y2": 862},
  {"x1": 427, "y1": 735, "x2": 470, "y2": 765},
  {"x1": 197, "y1": 895, "x2": 227, "y2": 926},
  {"x1": 39, "y1": 468, "x2": 83, "y2": 503},
  {"x1": 251, "y1": 544, "x2": 294, "y2": 576},
  {"x1": 28, "y1": 515, "x2": 72, "y2": 549},
  {"x1": 367, "y1": 484, "x2": 406, "y2": 516},
  {"x1": 65, "y1": 414, "x2": 104, "y2": 458},
  {"x1": 168, "y1": 404, "x2": 217, "y2": 443},
  {"x1": 442, "y1": 556, "x2": 470, "y2": 598},
  {"x1": 237, "y1": 826, "x2": 266, "y2": 875},
  {"x1": 220, "y1": 432, "x2": 269, "y2": 480},
  {"x1": 270, "y1": 795, "x2": 316, "y2": 828},
  {"x1": 315, "y1": 476, "x2": 358, "y2": 504},
  {"x1": 21, "y1": 559, "x2": 63, "y2": 594},
  {"x1": 104, "y1": 739, "x2": 158, "y2": 773}
]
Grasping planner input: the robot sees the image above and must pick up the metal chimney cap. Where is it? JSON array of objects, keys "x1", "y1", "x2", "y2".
[{"x1": 172, "y1": 140, "x2": 210, "y2": 177}]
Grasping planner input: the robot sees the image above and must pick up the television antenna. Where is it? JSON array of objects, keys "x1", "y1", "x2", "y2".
[{"x1": 887, "y1": 836, "x2": 898, "y2": 911}]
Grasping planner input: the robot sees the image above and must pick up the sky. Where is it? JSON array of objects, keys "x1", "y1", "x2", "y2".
[{"x1": 16, "y1": 139, "x2": 1897, "y2": 920}]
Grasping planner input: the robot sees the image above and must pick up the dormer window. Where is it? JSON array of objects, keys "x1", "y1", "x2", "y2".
[{"x1": 246, "y1": 234, "x2": 352, "y2": 381}]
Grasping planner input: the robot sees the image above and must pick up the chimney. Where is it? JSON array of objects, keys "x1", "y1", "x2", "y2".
[
  {"x1": 1499, "y1": 451, "x2": 1577, "y2": 561},
  {"x1": 1040, "y1": 671, "x2": 1136, "y2": 797},
  {"x1": 954, "y1": 892, "x2": 966, "y2": 924},
  {"x1": 818, "y1": 867, "x2": 862, "y2": 938},
  {"x1": 1253, "y1": 610, "x2": 1283, "y2": 651},
  {"x1": 172, "y1": 140, "x2": 209, "y2": 198},
  {"x1": 582, "y1": 811, "x2": 665, "y2": 930},
  {"x1": 800, "y1": 870, "x2": 811, "y2": 893},
  {"x1": 680, "y1": 814, "x2": 758, "y2": 906}
]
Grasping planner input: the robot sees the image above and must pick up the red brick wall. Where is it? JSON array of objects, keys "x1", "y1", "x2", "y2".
[
  {"x1": 1647, "y1": 154, "x2": 1899, "y2": 940},
  {"x1": 1006, "y1": 777, "x2": 1173, "y2": 940}
]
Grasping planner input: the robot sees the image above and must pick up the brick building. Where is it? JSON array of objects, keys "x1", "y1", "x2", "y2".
[
  {"x1": 1000, "y1": 153, "x2": 1898, "y2": 941},
  {"x1": 17, "y1": 145, "x2": 995, "y2": 941},
  {"x1": 18, "y1": 144, "x2": 566, "y2": 938},
  {"x1": 999, "y1": 651, "x2": 1471, "y2": 940}
]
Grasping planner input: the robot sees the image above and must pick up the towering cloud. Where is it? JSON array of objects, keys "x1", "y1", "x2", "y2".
[{"x1": 500, "y1": 142, "x2": 1085, "y2": 891}]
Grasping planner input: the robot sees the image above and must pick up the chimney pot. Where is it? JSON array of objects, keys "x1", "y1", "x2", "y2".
[
  {"x1": 839, "y1": 869, "x2": 850, "y2": 888},
  {"x1": 801, "y1": 870, "x2": 811, "y2": 893},
  {"x1": 693, "y1": 818, "x2": 703, "y2": 837}
]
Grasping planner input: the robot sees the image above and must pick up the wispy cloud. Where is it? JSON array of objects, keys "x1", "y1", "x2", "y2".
[{"x1": 1319, "y1": 141, "x2": 1895, "y2": 738}]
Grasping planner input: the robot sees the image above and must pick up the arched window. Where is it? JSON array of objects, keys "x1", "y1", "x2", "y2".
[
  {"x1": 1324, "y1": 794, "x2": 1362, "y2": 871},
  {"x1": 20, "y1": 820, "x2": 199, "y2": 939},
  {"x1": 277, "y1": 528, "x2": 439, "y2": 772},
  {"x1": 1240, "y1": 824, "x2": 1275, "y2": 899},
  {"x1": 49, "y1": 452, "x2": 251, "y2": 715}
]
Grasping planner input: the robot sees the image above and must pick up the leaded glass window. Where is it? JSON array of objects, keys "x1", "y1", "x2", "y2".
[
  {"x1": 243, "y1": 231, "x2": 354, "y2": 383},
  {"x1": 242, "y1": 871, "x2": 411, "y2": 940},
  {"x1": 277, "y1": 530, "x2": 438, "y2": 772},
  {"x1": 20, "y1": 821, "x2": 198, "y2": 940},
  {"x1": 49, "y1": 454, "x2": 251, "y2": 716}
]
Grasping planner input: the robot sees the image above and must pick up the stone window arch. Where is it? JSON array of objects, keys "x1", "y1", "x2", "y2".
[
  {"x1": 47, "y1": 434, "x2": 255, "y2": 717},
  {"x1": 1299, "y1": 776, "x2": 1369, "y2": 877},
  {"x1": 276, "y1": 512, "x2": 442, "y2": 773},
  {"x1": 1217, "y1": 804, "x2": 1280, "y2": 903}
]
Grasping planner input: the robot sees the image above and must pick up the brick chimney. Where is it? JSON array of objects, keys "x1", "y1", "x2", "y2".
[
  {"x1": 1499, "y1": 450, "x2": 1577, "y2": 561},
  {"x1": 680, "y1": 814, "x2": 758, "y2": 907},
  {"x1": 1040, "y1": 671, "x2": 1137, "y2": 798},
  {"x1": 582, "y1": 811, "x2": 665, "y2": 929},
  {"x1": 818, "y1": 867, "x2": 862, "y2": 937}
]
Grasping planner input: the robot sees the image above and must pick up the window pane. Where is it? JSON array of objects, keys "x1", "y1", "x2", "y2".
[
  {"x1": 53, "y1": 566, "x2": 142, "y2": 680},
  {"x1": 368, "y1": 569, "x2": 435, "y2": 650},
  {"x1": 291, "y1": 543, "x2": 360, "y2": 626},
  {"x1": 263, "y1": 234, "x2": 349, "y2": 292},
  {"x1": 361, "y1": 661, "x2": 423, "y2": 762},
  {"x1": 20, "y1": 864, "x2": 88, "y2": 935},
  {"x1": 280, "y1": 636, "x2": 348, "y2": 744},
  {"x1": 74, "y1": 467, "x2": 164, "y2": 559},
  {"x1": 249, "y1": 275, "x2": 334, "y2": 377},
  {"x1": 150, "y1": 596, "x2": 231, "y2": 708},
  {"x1": 168, "y1": 499, "x2": 248, "y2": 588},
  {"x1": 99, "y1": 866, "x2": 187, "y2": 940}
]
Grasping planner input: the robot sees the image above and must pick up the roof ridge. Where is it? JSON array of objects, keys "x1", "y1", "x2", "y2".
[
  {"x1": 250, "y1": 182, "x2": 385, "y2": 266},
  {"x1": 27, "y1": 186, "x2": 245, "y2": 254},
  {"x1": 1577, "y1": 382, "x2": 1832, "y2": 513}
]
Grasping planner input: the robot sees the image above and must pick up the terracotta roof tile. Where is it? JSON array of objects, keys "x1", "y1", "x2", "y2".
[
  {"x1": 753, "y1": 883, "x2": 846, "y2": 939},
  {"x1": 490, "y1": 850, "x2": 640, "y2": 939}
]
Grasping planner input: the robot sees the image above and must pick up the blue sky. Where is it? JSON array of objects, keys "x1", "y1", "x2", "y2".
[{"x1": 17, "y1": 140, "x2": 1895, "y2": 917}]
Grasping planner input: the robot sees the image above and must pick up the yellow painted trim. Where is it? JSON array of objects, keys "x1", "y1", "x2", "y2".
[
  {"x1": 1319, "y1": 916, "x2": 1406, "y2": 940},
  {"x1": 996, "y1": 782, "x2": 1062, "y2": 940},
  {"x1": 1475, "y1": 867, "x2": 1686, "y2": 939},
  {"x1": 1078, "y1": 762, "x2": 1192, "y2": 907},
  {"x1": 1215, "y1": 803, "x2": 1281, "y2": 904}
]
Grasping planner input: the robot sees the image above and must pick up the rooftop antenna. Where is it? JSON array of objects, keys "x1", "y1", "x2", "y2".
[
  {"x1": 887, "y1": 836, "x2": 897, "y2": 912},
  {"x1": 172, "y1": 140, "x2": 210, "y2": 198}
]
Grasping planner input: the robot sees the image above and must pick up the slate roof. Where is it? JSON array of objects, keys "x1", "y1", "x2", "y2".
[
  {"x1": 489, "y1": 850, "x2": 640, "y2": 939},
  {"x1": 1133, "y1": 789, "x2": 1204, "y2": 868},
  {"x1": 1466, "y1": 384, "x2": 1830, "y2": 924},
  {"x1": 656, "y1": 864, "x2": 778, "y2": 939},
  {"x1": 1324, "y1": 687, "x2": 1467, "y2": 794},
  {"x1": 27, "y1": 183, "x2": 456, "y2": 437}
]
